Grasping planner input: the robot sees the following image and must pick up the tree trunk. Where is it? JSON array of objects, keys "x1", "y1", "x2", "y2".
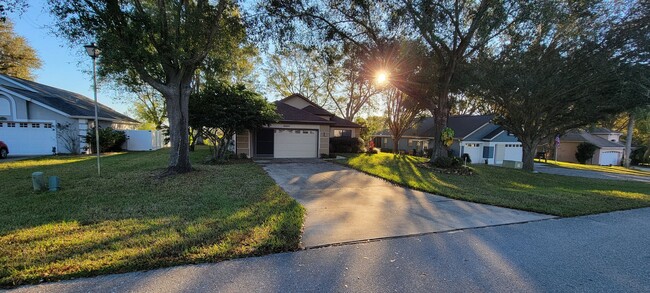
[
  {"x1": 624, "y1": 112, "x2": 634, "y2": 168},
  {"x1": 164, "y1": 87, "x2": 192, "y2": 174},
  {"x1": 429, "y1": 102, "x2": 450, "y2": 162},
  {"x1": 521, "y1": 140, "x2": 540, "y2": 171},
  {"x1": 393, "y1": 138, "x2": 399, "y2": 154}
]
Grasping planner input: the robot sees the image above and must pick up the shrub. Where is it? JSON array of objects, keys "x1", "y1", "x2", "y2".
[
  {"x1": 461, "y1": 153, "x2": 472, "y2": 164},
  {"x1": 330, "y1": 137, "x2": 365, "y2": 153},
  {"x1": 631, "y1": 146, "x2": 649, "y2": 165},
  {"x1": 367, "y1": 149, "x2": 379, "y2": 155},
  {"x1": 239, "y1": 153, "x2": 248, "y2": 159},
  {"x1": 85, "y1": 127, "x2": 127, "y2": 153},
  {"x1": 320, "y1": 153, "x2": 329, "y2": 159},
  {"x1": 575, "y1": 142, "x2": 598, "y2": 164},
  {"x1": 433, "y1": 156, "x2": 463, "y2": 168}
]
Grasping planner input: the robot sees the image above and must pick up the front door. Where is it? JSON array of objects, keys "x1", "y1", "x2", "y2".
[{"x1": 256, "y1": 128, "x2": 274, "y2": 156}]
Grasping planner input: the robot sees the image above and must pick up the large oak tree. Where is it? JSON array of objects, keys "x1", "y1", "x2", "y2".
[
  {"x1": 262, "y1": 0, "x2": 524, "y2": 161},
  {"x1": 49, "y1": 0, "x2": 243, "y2": 174}
]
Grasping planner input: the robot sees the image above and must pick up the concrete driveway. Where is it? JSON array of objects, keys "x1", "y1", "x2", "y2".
[
  {"x1": 261, "y1": 160, "x2": 554, "y2": 248},
  {"x1": 535, "y1": 163, "x2": 650, "y2": 183}
]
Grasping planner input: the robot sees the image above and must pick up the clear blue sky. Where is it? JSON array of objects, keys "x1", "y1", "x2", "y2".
[{"x1": 8, "y1": 1, "x2": 130, "y2": 114}]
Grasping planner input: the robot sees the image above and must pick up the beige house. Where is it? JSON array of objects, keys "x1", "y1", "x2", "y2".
[
  {"x1": 235, "y1": 94, "x2": 361, "y2": 158},
  {"x1": 555, "y1": 128, "x2": 625, "y2": 165}
]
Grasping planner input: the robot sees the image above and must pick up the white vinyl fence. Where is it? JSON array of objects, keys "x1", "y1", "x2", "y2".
[
  {"x1": 0, "y1": 120, "x2": 57, "y2": 156},
  {"x1": 122, "y1": 130, "x2": 164, "y2": 151}
]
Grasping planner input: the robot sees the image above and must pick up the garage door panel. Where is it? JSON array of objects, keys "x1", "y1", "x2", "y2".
[
  {"x1": 599, "y1": 151, "x2": 619, "y2": 165},
  {"x1": 274, "y1": 129, "x2": 318, "y2": 158}
]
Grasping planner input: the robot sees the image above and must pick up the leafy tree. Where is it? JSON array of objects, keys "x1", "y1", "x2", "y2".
[
  {"x1": 356, "y1": 116, "x2": 386, "y2": 145},
  {"x1": 385, "y1": 87, "x2": 423, "y2": 154},
  {"x1": 49, "y1": 0, "x2": 243, "y2": 175},
  {"x1": 575, "y1": 142, "x2": 598, "y2": 164},
  {"x1": 189, "y1": 82, "x2": 279, "y2": 161},
  {"x1": 262, "y1": 0, "x2": 526, "y2": 161},
  {"x1": 0, "y1": 0, "x2": 27, "y2": 22},
  {"x1": 325, "y1": 46, "x2": 381, "y2": 121},
  {"x1": 0, "y1": 19, "x2": 41, "y2": 79},
  {"x1": 466, "y1": 1, "x2": 648, "y2": 171},
  {"x1": 264, "y1": 44, "x2": 329, "y2": 106}
]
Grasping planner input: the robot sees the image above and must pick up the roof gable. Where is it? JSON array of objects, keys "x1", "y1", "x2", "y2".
[
  {"x1": 561, "y1": 130, "x2": 624, "y2": 148},
  {"x1": 274, "y1": 101, "x2": 334, "y2": 124}
]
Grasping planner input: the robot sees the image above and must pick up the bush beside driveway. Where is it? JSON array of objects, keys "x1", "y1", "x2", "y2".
[
  {"x1": 341, "y1": 153, "x2": 650, "y2": 217},
  {"x1": 0, "y1": 147, "x2": 304, "y2": 288}
]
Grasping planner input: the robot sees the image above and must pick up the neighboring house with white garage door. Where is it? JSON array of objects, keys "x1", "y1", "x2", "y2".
[
  {"x1": 553, "y1": 128, "x2": 625, "y2": 166},
  {"x1": 0, "y1": 74, "x2": 138, "y2": 156},
  {"x1": 372, "y1": 115, "x2": 523, "y2": 165},
  {"x1": 235, "y1": 94, "x2": 362, "y2": 158}
]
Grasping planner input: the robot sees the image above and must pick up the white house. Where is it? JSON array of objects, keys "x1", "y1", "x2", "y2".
[
  {"x1": 373, "y1": 115, "x2": 523, "y2": 165},
  {"x1": 0, "y1": 74, "x2": 139, "y2": 156}
]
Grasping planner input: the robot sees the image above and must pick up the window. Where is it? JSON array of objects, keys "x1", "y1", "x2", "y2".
[
  {"x1": 0, "y1": 123, "x2": 3, "y2": 127},
  {"x1": 32, "y1": 123, "x2": 40, "y2": 128},
  {"x1": 466, "y1": 143, "x2": 480, "y2": 147},
  {"x1": 333, "y1": 129, "x2": 352, "y2": 137},
  {"x1": 7, "y1": 122, "x2": 15, "y2": 127},
  {"x1": 19, "y1": 122, "x2": 28, "y2": 128},
  {"x1": 44, "y1": 123, "x2": 53, "y2": 128}
]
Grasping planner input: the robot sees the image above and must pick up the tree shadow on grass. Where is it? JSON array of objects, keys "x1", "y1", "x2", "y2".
[{"x1": 0, "y1": 151, "x2": 304, "y2": 288}]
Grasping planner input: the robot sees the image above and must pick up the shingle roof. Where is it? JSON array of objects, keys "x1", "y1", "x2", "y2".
[
  {"x1": 447, "y1": 115, "x2": 493, "y2": 138},
  {"x1": 0, "y1": 74, "x2": 138, "y2": 123},
  {"x1": 561, "y1": 129, "x2": 624, "y2": 148},
  {"x1": 482, "y1": 126, "x2": 504, "y2": 140},
  {"x1": 274, "y1": 101, "x2": 334, "y2": 124},
  {"x1": 331, "y1": 115, "x2": 362, "y2": 128},
  {"x1": 589, "y1": 127, "x2": 621, "y2": 135},
  {"x1": 302, "y1": 105, "x2": 333, "y2": 116}
]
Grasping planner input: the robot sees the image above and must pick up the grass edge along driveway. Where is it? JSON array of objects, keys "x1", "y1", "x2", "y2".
[
  {"x1": 0, "y1": 147, "x2": 304, "y2": 288},
  {"x1": 341, "y1": 153, "x2": 649, "y2": 217}
]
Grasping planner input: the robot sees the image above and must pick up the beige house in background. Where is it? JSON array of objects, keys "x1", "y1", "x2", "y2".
[
  {"x1": 235, "y1": 94, "x2": 361, "y2": 158},
  {"x1": 555, "y1": 128, "x2": 625, "y2": 165}
]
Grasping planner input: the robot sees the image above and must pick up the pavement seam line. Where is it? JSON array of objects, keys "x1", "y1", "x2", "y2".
[{"x1": 301, "y1": 216, "x2": 559, "y2": 250}]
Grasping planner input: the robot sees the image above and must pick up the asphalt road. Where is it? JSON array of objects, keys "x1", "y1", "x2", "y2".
[{"x1": 12, "y1": 208, "x2": 650, "y2": 293}]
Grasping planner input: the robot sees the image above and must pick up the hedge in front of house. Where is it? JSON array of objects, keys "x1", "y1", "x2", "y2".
[{"x1": 330, "y1": 137, "x2": 365, "y2": 153}]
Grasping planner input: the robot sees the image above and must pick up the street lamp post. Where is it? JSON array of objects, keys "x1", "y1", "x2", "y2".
[{"x1": 84, "y1": 43, "x2": 101, "y2": 176}]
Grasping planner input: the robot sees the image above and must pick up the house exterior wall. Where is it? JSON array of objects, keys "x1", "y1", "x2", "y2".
[
  {"x1": 235, "y1": 130, "x2": 251, "y2": 158},
  {"x1": 331, "y1": 127, "x2": 357, "y2": 138},
  {"x1": 0, "y1": 94, "x2": 14, "y2": 120},
  {"x1": 556, "y1": 142, "x2": 581, "y2": 163},
  {"x1": 319, "y1": 125, "x2": 330, "y2": 155},
  {"x1": 282, "y1": 96, "x2": 313, "y2": 109}
]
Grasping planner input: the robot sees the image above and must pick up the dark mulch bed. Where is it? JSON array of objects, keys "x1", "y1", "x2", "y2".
[{"x1": 418, "y1": 163, "x2": 475, "y2": 175}]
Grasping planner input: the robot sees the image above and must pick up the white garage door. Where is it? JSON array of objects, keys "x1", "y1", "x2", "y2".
[
  {"x1": 0, "y1": 121, "x2": 57, "y2": 155},
  {"x1": 599, "y1": 151, "x2": 619, "y2": 166},
  {"x1": 463, "y1": 143, "x2": 482, "y2": 164},
  {"x1": 274, "y1": 129, "x2": 318, "y2": 158},
  {"x1": 504, "y1": 144, "x2": 523, "y2": 162}
]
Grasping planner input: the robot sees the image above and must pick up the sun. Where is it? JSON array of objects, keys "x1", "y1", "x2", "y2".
[{"x1": 375, "y1": 71, "x2": 389, "y2": 85}]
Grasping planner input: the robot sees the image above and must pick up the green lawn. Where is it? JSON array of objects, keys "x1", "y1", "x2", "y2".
[
  {"x1": 342, "y1": 153, "x2": 650, "y2": 217},
  {"x1": 536, "y1": 159, "x2": 650, "y2": 177},
  {"x1": 0, "y1": 147, "x2": 304, "y2": 287}
]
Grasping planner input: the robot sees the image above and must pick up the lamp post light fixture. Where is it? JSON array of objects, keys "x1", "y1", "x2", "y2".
[{"x1": 84, "y1": 43, "x2": 101, "y2": 176}]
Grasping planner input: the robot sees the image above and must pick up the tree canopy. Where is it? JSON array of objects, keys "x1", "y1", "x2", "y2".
[
  {"x1": 49, "y1": 0, "x2": 245, "y2": 175},
  {"x1": 189, "y1": 82, "x2": 279, "y2": 161},
  {"x1": 0, "y1": 19, "x2": 41, "y2": 80}
]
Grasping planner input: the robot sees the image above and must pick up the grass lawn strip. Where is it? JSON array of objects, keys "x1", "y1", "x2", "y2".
[
  {"x1": 536, "y1": 159, "x2": 650, "y2": 177},
  {"x1": 0, "y1": 147, "x2": 304, "y2": 287},
  {"x1": 342, "y1": 153, "x2": 649, "y2": 217}
]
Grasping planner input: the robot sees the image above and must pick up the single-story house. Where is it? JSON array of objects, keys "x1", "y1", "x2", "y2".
[
  {"x1": 373, "y1": 115, "x2": 523, "y2": 165},
  {"x1": 552, "y1": 128, "x2": 625, "y2": 165},
  {"x1": 0, "y1": 74, "x2": 139, "y2": 155},
  {"x1": 234, "y1": 93, "x2": 362, "y2": 158}
]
